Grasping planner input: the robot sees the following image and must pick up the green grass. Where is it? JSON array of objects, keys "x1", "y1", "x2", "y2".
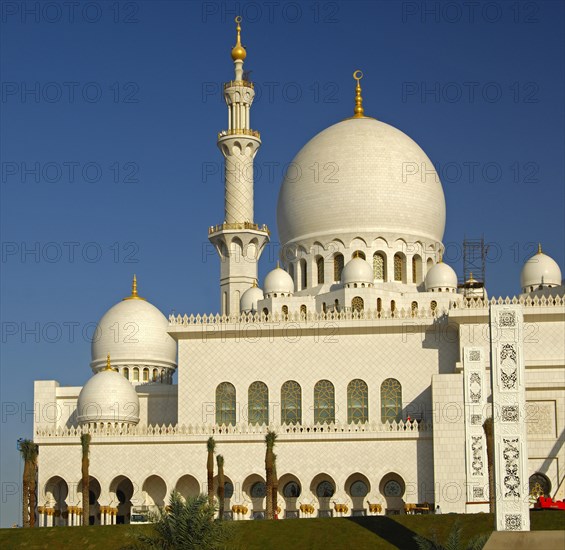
[{"x1": 0, "y1": 511, "x2": 563, "y2": 549}]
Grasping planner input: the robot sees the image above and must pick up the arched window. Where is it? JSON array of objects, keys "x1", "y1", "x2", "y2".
[
  {"x1": 282, "y1": 305, "x2": 288, "y2": 317},
  {"x1": 123, "y1": 368, "x2": 129, "y2": 380},
  {"x1": 153, "y1": 368, "x2": 158, "y2": 381},
  {"x1": 248, "y1": 381, "x2": 268, "y2": 426},
  {"x1": 313, "y1": 380, "x2": 335, "y2": 424},
  {"x1": 390, "y1": 300, "x2": 396, "y2": 315},
  {"x1": 377, "y1": 298, "x2": 382, "y2": 313},
  {"x1": 133, "y1": 367, "x2": 139, "y2": 382},
  {"x1": 322, "y1": 302, "x2": 327, "y2": 313},
  {"x1": 334, "y1": 299, "x2": 339, "y2": 312},
  {"x1": 300, "y1": 304, "x2": 307, "y2": 317},
  {"x1": 412, "y1": 255, "x2": 422, "y2": 284},
  {"x1": 529, "y1": 473, "x2": 551, "y2": 499},
  {"x1": 347, "y1": 379, "x2": 368, "y2": 424},
  {"x1": 394, "y1": 253, "x2": 404, "y2": 282},
  {"x1": 333, "y1": 253, "x2": 344, "y2": 282},
  {"x1": 300, "y1": 258, "x2": 307, "y2": 290},
  {"x1": 430, "y1": 300, "x2": 437, "y2": 314},
  {"x1": 373, "y1": 252, "x2": 386, "y2": 281},
  {"x1": 352, "y1": 296, "x2": 364, "y2": 312},
  {"x1": 216, "y1": 382, "x2": 236, "y2": 426},
  {"x1": 281, "y1": 381, "x2": 301, "y2": 425},
  {"x1": 262, "y1": 307, "x2": 269, "y2": 317},
  {"x1": 353, "y1": 250, "x2": 366, "y2": 260},
  {"x1": 143, "y1": 368, "x2": 149, "y2": 382},
  {"x1": 316, "y1": 256, "x2": 324, "y2": 285},
  {"x1": 411, "y1": 301, "x2": 418, "y2": 316},
  {"x1": 381, "y1": 378, "x2": 402, "y2": 423}
]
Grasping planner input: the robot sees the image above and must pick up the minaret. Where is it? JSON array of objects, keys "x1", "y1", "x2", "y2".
[{"x1": 208, "y1": 17, "x2": 269, "y2": 315}]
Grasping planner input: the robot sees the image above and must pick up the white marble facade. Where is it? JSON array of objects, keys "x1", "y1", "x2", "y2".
[{"x1": 33, "y1": 21, "x2": 565, "y2": 528}]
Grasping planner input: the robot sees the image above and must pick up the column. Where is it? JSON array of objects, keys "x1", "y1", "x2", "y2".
[
  {"x1": 489, "y1": 305, "x2": 530, "y2": 531},
  {"x1": 462, "y1": 347, "x2": 489, "y2": 512}
]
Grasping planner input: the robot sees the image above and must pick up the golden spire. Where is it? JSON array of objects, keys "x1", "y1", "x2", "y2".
[
  {"x1": 276, "y1": 260, "x2": 280, "y2": 268},
  {"x1": 352, "y1": 70, "x2": 365, "y2": 118},
  {"x1": 537, "y1": 242, "x2": 542, "y2": 254},
  {"x1": 252, "y1": 279, "x2": 258, "y2": 287},
  {"x1": 353, "y1": 250, "x2": 361, "y2": 258},
  {"x1": 231, "y1": 16, "x2": 247, "y2": 61},
  {"x1": 123, "y1": 274, "x2": 146, "y2": 301},
  {"x1": 104, "y1": 354, "x2": 113, "y2": 371},
  {"x1": 438, "y1": 250, "x2": 443, "y2": 263}
]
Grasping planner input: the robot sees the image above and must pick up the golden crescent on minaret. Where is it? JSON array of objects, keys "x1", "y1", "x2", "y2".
[
  {"x1": 352, "y1": 70, "x2": 365, "y2": 118},
  {"x1": 231, "y1": 16, "x2": 247, "y2": 61}
]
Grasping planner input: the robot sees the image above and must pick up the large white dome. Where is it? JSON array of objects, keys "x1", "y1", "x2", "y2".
[
  {"x1": 90, "y1": 280, "x2": 177, "y2": 372},
  {"x1": 521, "y1": 247, "x2": 562, "y2": 291},
  {"x1": 276, "y1": 117, "x2": 446, "y2": 247},
  {"x1": 77, "y1": 360, "x2": 140, "y2": 425}
]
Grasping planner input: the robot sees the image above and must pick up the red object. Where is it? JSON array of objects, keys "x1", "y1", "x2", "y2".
[{"x1": 536, "y1": 496, "x2": 565, "y2": 510}]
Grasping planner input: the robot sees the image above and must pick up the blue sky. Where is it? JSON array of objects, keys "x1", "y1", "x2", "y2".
[{"x1": 1, "y1": 0, "x2": 564, "y2": 527}]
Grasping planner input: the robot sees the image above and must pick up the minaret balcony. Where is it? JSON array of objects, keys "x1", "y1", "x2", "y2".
[
  {"x1": 218, "y1": 129, "x2": 261, "y2": 139},
  {"x1": 224, "y1": 79, "x2": 254, "y2": 90},
  {"x1": 208, "y1": 222, "x2": 270, "y2": 236}
]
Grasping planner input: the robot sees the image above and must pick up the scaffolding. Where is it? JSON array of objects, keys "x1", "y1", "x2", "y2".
[{"x1": 459, "y1": 236, "x2": 487, "y2": 297}]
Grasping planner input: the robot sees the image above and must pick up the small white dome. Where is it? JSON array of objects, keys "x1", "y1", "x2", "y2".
[
  {"x1": 77, "y1": 360, "x2": 140, "y2": 425},
  {"x1": 91, "y1": 278, "x2": 177, "y2": 372},
  {"x1": 342, "y1": 257, "x2": 373, "y2": 285},
  {"x1": 425, "y1": 261, "x2": 458, "y2": 291},
  {"x1": 521, "y1": 247, "x2": 562, "y2": 291},
  {"x1": 264, "y1": 267, "x2": 294, "y2": 295},
  {"x1": 240, "y1": 285, "x2": 264, "y2": 312}
]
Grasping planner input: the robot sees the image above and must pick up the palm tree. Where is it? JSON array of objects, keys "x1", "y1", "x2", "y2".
[
  {"x1": 264, "y1": 430, "x2": 277, "y2": 520},
  {"x1": 127, "y1": 492, "x2": 231, "y2": 549},
  {"x1": 18, "y1": 439, "x2": 38, "y2": 528},
  {"x1": 272, "y1": 453, "x2": 278, "y2": 519},
  {"x1": 482, "y1": 417, "x2": 494, "y2": 513},
  {"x1": 81, "y1": 433, "x2": 91, "y2": 525},
  {"x1": 206, "y1": 437, "x2": 216, "y2": 506},
  {"x1": 28, "y1": 443, "x2": 39, "y2": 528},
  {"x1": 216, "y1": 455, "x2": 225, "y2": 520}
]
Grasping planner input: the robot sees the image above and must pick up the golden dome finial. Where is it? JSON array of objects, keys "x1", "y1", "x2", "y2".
[
  {"x1": 131, "y1": 274, "x2": 138, "y2": 297},
  {"x1": 123, "y1": 274, "x2": 146, "y2": 301},
  {"x1": 537, "y1": 242, "x2": 542, "y2": 254},
  {"x1": 104, "y1": 353, "x2": 113, "y2": 371},
  {"x1": 438, "y1": 250, "x2": 443, "y2": 263},
  {"x1": 231, "y1": 16, "x2": 247, "y2": 62},
  {"x1": 252, "y1": 279, "x2": 258, "y2": 288},
  {"x1": 276, "y1": 260, "x2": 280, "y2": 269},
  {"x1": 352, "y1": 70, "x2": 365, "y2": 118}
]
